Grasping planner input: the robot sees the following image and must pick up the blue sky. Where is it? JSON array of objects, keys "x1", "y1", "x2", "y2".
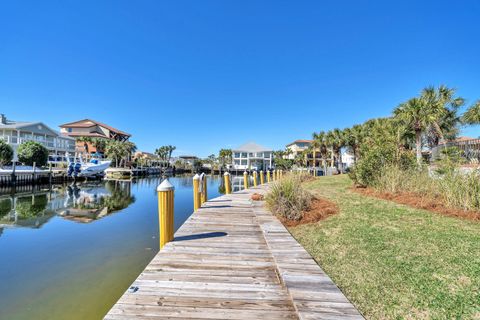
[{"x1": 1, "y1": 1, "x2": 479, "y2": 157}]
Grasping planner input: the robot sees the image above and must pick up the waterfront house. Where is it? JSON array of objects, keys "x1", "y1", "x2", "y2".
[
  {"x1": 232, "y1": 142, "x2": 273, "y2": 171},
  {"x1": 59, "y1": 119, "x2": 131, "y2": 155},
  {"x1": 285, "y1": 139, "x2": 322, "y2": 167},
  {"x1": 178, "y1": 155, "x2": 198, "y2": 167},
  {"x1": 0, "y1": 114, "x2": 76, "y2": 162}
]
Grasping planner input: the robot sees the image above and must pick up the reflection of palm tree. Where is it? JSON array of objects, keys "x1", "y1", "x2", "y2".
[
  {"x1": 16, "y1": 194, "x2": 48, "y2": 219},
  {"x1": 102, "y1": 180, "x2": 135, "y2": 212}
]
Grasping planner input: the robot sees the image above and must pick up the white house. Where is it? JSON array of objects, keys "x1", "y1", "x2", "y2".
[
  {"x1": 232, "y1": 142, "x2": 273, "y2": 171},
  {"x1": 341, "y1": 150, "x2": 355, "y2": 168},
  {"x1": 0, "y1": 114, "x2": 76, "y2": 162}
]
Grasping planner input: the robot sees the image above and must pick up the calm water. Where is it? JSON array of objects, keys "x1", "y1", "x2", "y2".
[{"x1": 0, "y1": 175, "x2": 224, "y2": 320}]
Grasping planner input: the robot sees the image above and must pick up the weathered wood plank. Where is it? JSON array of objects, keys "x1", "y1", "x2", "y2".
[{"x1": 105, "y1": 185, "x2": 363, "y2": 319}]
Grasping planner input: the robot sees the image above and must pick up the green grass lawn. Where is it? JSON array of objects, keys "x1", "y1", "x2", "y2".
[{"x1": 289, "y1": 175, "x2": 480, "y2": 320}]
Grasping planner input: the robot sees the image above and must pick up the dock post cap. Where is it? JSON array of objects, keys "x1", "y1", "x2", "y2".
[
  {"x1": 223, "y1": 172, "x2": 230, "y2": 176},
  {"x1": 193, "y1": 174, "x2": 200, "y2": 180},
  {"x1": 243, "y1": 171, "x2": 248, "y2": 175},
  {"x1": 157, "y1": 178, "x2": 175, "y2": 192}
]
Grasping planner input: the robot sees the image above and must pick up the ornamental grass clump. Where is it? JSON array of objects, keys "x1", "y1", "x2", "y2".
[{"x1": 266, "y1": 175, "x2": 313, "y2": 221}]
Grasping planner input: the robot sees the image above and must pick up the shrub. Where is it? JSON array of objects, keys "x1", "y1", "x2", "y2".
[
  {"x1": 351, "y1": 144, "x2": 416, "y2": 187},
  {"x1": 17, "y1": 141, "x2": 49, "y2": 167},
  {"x1": 0, "y1": 139, "x2": 13, "y2": 167},
  {"x1": 265, "y1": 175, "x2": 313, "y2": 221},
  {"x1": 436, "y1": 170, "x2": 480, "y2": 211}
]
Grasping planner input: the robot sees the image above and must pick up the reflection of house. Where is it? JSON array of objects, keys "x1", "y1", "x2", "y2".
[
  {"x1": 0, "y1": 114, "x2": 76, "y2": 161},
  {"x1": 285, "y1": 139, "x2": 322, "y2": 166},
  {"x1": 232, "y1": 142, "x2": 273, "y2": 170},
  {"x1": 59, "y1": 119, "x2": 131, "y2": 154}
]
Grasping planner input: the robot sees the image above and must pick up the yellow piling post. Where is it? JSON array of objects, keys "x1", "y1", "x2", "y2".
[
  {"x1": 253, "y1": 171, "x2": 258, "y2": 187},
  {"x1": 157, "y1": 178, "x2": 175, "y2": 249},
  {"x1": 260, "y1": 170, "x2": 264, "y2": 184},
  {"x1": 224, "y1": 172, "x2": 231, "y2": 194},
  {"x1": 243, "y1": 171, "x2": 249, "y2": 189},
  {"x1": 193, "y1": 174, "x2": 201, "y2": 211},
  {"x1": 200, "y1": 173, "x2": 207, "y2": 204},
  {"x1": 267, "y1": 170, "x2": 271, "y2": 183}
]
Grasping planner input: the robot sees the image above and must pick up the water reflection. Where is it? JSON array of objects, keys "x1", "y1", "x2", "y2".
[
  {"x1": 59, "y1": 181, "x2": 135, "y2": 223},
  {"x1": 0, "y1": 180, "x2": 135, "y2": 232},
  {"x1": 0, "y1": 175, "x2": 224, "y2": 320}
]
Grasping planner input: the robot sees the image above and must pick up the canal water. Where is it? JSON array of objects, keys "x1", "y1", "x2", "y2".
[{"x1": 0, "y1": 175, "x2": 224, "y2": 320}]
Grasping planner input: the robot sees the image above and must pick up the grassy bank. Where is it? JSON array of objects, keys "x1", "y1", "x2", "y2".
[{"x1": 289, "y1": 175, "x2": 480, "y2": 319}]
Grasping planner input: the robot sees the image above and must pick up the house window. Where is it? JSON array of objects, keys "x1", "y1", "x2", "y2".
[
  {"x1": 68, "y1": 128, "x2": 72, "y2": 133},
  {"x1": 241, "y1": 152, "x2": 247, "y2": 158},
  {"x1": 234, "y1": 160, "x2": 240, "y2": 165},
  {"x1": 241, "y1": 159, "x2": 247, "y2": 165},
  {"x1": 234, "y1": 152, "x2": 240, "y2": 158}
]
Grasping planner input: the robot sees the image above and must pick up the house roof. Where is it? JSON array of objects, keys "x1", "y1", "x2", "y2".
[
  {"x1": 286, "y1": 139, "x2": 313, "y2": 147},
  {"x1": 233, "y1": 142, "x2": 272, "y2": 152},
  {"x1": 440, "y1": 136, "x2": 477, "y2": 145},
  {"x1": 63, "y1": 132, "x2": 110, "y2": 138},
  {"x1": 59, "y1": 119, "x2": 131, "y2": 137},
  {"x1": 0, "y1": 119, "x2": 60, "y2": 137}
]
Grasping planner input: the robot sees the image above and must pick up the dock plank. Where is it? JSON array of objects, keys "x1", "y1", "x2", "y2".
[{"x1": 105, "y1": 185, "x2": 363, "y2": 319}]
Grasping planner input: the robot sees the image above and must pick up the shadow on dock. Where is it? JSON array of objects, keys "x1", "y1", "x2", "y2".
[{"x1": 174, "y1": 231, "x2": 227, "y2": 242}]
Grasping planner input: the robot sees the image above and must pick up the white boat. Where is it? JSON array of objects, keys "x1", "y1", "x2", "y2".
[{"x1": 67, "y1": 155, "x2": 111, "y2": 178}]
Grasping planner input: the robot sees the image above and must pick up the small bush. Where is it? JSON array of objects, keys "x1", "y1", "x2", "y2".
[
  {"x1": 0, "y1": 139, "x2": 13, "y2": 167},
  {"x1": 265, "y1": 175, "x2": 313, "y2": 221},
  {"x1": 17, "y1": 141, "x2": 49, "y2": 167}
]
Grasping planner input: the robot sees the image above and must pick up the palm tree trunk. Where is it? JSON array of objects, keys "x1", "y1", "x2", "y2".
[{"x1": 415, "y1": 130, "x2": 422, "y2": 164}]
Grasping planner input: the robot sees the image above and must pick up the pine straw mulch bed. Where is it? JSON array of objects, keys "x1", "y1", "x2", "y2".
[
  {"x1": 353, "y1": 187, "x2": 480, "y2": 221},
  {"x1": 278, "y1": 197, "x2": 339, "y2": 227}
]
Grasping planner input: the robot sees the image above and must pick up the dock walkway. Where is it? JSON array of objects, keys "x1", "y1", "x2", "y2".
[{"x1": 105, "y1": 185, "x2": 363, "y2": 320}]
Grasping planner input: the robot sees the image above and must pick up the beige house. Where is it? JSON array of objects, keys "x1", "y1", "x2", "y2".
[
  {"x1": 59, "y1": 119, "x2": 131, "y2": 155},
  {"x1": 285, "y1": 139, "x2": 322, "y2": 166},
  {"x1": 285, "y1": 140, "x2": 312, "y2": 159}
]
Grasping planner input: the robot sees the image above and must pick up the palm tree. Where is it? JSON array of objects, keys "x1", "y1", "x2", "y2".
[
  {"x1": 91, "y1": 138, "x2": 107, "y2": 154},
  {"x1": 462, "y1": 100, "x2": 480, "y2": 125},
  {"x1": 325, "y1": 130, "x2": 336, "y2": 168},
  {"x1": 315, "y1": 131, "x2": 328, "y2": 168},
  {"x1": 421, "y1": 85, "x2": 464, "y2": 146},
  {"x1": 155, "y1": 146, "x2": 168, "y2": 167},
  {"x1": 77, "y1": 136, "x2": 92, "y2": 154},
  {"x1": 343, "y1": 125, "x2": 363, "y2": 163},
  {"x1": 394, "y1": 97, "x2": 433, "y2": 164},
  {"x1": 166, "y1": 145, "x2": 176, "y2": 167},
  {"x1": 218, "y1": 149, "x2": 232, "y2": 170},
  {"x1": 311, "y1": 133, "x2": 320, "y2": 168}
]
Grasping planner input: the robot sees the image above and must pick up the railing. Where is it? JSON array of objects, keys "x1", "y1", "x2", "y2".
[
  {"x1": 431, "y1": 139, "x2": 480, "y2": 162},
  {"x1": 0, "y1": 135, "x2": 75, "y2": 151}
]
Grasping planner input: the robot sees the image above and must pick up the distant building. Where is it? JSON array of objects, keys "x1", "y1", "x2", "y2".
[
  {"x1": 179, "y1": 155, "x2": 199, "y2": 167},
  {"x1": 59, "y1": 119, "x2": 131, "y2": 154},
  {"x1": 232, "y1": 142, "x2": 273, "y2": 170},
  {"x1": 341, "y1": 151, "x2": 355, "y2": 168},
  {"x1": 0, "y1": 114, "x2": 75, "y2": 162},
  {"x1": 285, "y1": 139, "x2": 322, "y2": 167}
]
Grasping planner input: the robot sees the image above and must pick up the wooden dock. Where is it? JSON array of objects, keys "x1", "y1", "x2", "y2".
[{"x1": 105, "y1": 185, "x2": 363, "y2": 320}]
